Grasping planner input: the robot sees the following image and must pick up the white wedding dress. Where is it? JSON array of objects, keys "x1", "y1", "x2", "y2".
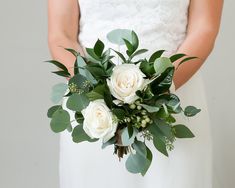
[{"x1": 60, "y1": 0, "x2": 212, "y2": 187}]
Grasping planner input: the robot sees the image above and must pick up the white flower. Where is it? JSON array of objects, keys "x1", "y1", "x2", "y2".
[
  {"x1": 81, "y1": 99, "x2": 118, "y2": 143},
  {"x1": 106, "y1": 63, "x2": 148, "y2": 104}
]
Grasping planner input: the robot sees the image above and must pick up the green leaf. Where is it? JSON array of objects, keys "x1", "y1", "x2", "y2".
[
  {"x1": 173, "y1": 124, "x2": 195, "y2": 138},
  {"x1": 133, "y1": 140, "x2": 147, "y2": 158},
  {"x1": 85, "y1": 84, "x2": 108, "y2": 101},
  {"x1": 177, "y1": 57, "x2": 198, "y2": 69},
  {"x1": 139, "y1": 104, "x2": 160, "y2": 113},
  {"x1": 141, "y1": 146, "x2": 153, "y2": 176},
  {"x1": 170, "y1": 53, "x2": 186, "y2": 62},
  {"x1": 85, "y1": 64, "x2": 107, "y2": 79},
  {"x1": 131, "y1": 30, "x2": 139, "y2": 51},
  {"x1": 47, "y1": 105, "x2": 61, "y2": 118},
  {"x1": 50, "y1": 109, "x2": 70, "y2": 133},
  {"x1": 66, "y1": 93, "x2": 90, "y2": 112},
  {"x1": 69, "y1": 73, "x2": 92, "y2": 93},
  {"x1": 139, "y1": 59, "x2": 155, "y2": 76},
  {"x1": 149, "y1": 50, "x2": 165, "y2": 63},
  {"x1": 73, "y1": 59, "x2": 79, "y2": 75},
  {"x1": 120, "y1": 127, "x2": 138, "y2": 146},
  {"x1": 129, "y1": 49, "x2": 148, "y2": 60},
  {"x1": 150, "y1": 67, "x2": 175, "y2": 94},
  {"x1": 101, "y1": 136, "x2": 116, "y2": 149},
  {"x1": 106, "y1": 29, "x2": 132, "y2": 45},
  {"x1": 76, "y1": 56, "x2": 97, "y2": 84},
  {"x1": 52, "y1": 70, "x2": 70, "y2": 78},
  {"x1": 125, "y1": 153, "x2": 147, "y2": 174},
  {"x1": 51, "y1": 83, "x2": 68, "y2": 103},
  {"x1": 46, "y1": 60, "x2": 69, "y2": 74},
  {"x1": 64, "y1": 48, "x2": 79, "y2": 57},
  {"x1": 154, "y1": 57, "x2": 173, "y2": 76},
  {"x1": 112, "y1": 108, "x2": 126, "y2": 119},
  {"x1": 184, "y1": 106, "x2": 201, "y2": 117},
  {"x1": 72, "y1": 124, "x2": 98, "y2": 143},
  {"x1": 111, "y1": 48, "x2": 127, "y2": 63},
  {"x1": 153, "y1": 137, "x2": 168, "y2": 156},
  {"x1": 86, "y1": 48, "x2": 101, "y2": 61},
  {"x1": 94, "y1": 39, "x2": 105, "y2": 57},
  {"x1": 123, "y1": 38, "x2": 134, "y2": 56}
]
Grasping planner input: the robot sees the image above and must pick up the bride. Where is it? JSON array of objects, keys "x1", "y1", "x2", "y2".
[{"x1": 48, "y1": 0, "x2": 223, "y2": 187}]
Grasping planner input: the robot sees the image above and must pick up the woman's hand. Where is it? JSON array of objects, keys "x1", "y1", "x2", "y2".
[{"x1": 172, "y1": 0, "x2": 224, "y2": 90}]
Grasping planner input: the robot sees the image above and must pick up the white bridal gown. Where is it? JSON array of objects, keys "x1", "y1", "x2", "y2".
[{"x1": 60, "y1": 0, "x2": 212, "y2": 187}]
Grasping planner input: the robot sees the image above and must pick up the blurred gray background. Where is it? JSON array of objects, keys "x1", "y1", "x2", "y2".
[{"x1": 0, "y1": 0, "x2": 234, "y2": 187}]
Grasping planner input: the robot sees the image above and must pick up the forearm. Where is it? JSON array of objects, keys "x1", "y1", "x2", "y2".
[
  {"x1": 48, "y1": 36, "x2": 85, "y2": 76},
  {"x1": 173, "y1": 30, "x2": 216, "y2": 90}
]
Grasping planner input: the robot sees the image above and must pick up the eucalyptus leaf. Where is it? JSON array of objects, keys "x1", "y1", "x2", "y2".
[
  {"x1": 139, "y1": 104, "x2": 160, "y2": 113},
  {"x1": 66, "y1": 93, "x2": 90, "y2": 112},
  {"x1": 51, "y1": 83, "x2": 68, "y2": 103},
  {"x1": 173, "y1": 124, "x2": 195, "y2": 138},
  {"x1": 72, "y1": 124, "x2": 98, "y2": 143},
  {"x1": 141, "y1": 146, "x2": 153, "y2": 176},
  {"x1": 101, "y1": 136, "x2": 116, "y2": 149},
  {"x1": 120, "y1": 127, "x2": 138, "y2": 146},
  {"x1": 153, "y1": 137, "x2": 168, "y2": 156},
  {"x1": 184, "y1": 106, "x2": 201, "y2": 117},
  {"x1": 47, "y1": 105, "x2": 61, "y2": 118},
  {"x1": 125, "y1": 153, "x2": 147, "y2": 174},
  {"x1": 106, "y1": 29, "x2": 132, "y2": 45},
  {"x1": 50, "y1": 109, "x2": 70, "y2": 133},
  {"x1": 133, "y1": 140, "x2": 147, "y2": 157},
  {"x1": 154, "y1": 57, "x2": 173, "y2": 76}
]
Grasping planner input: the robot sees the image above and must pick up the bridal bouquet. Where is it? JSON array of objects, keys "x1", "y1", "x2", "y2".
[{"x1": 46, "y1": 29, "x2": 201, "y2": 176}]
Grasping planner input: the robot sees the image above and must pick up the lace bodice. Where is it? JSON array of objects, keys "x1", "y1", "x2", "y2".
[{"x1": 78, "y1": 0, "x2": 190, "y2": 57}]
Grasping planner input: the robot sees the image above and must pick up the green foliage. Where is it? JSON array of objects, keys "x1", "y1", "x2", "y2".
[
  {"x1": 94, "y1": 39, "x2": 105, "y2": 57},
  {"x1": 50, "y1": 109, "x2": 70, "y2": 133},
  {"x1": 66, "y1": 93, "x2": 90, "y2": 112},
  {"x1": 72, "y1": 124, "x2": 98, "y2": 143},
  {"x1": 47, "y1": 105, "x2": 61, "y2": 118},
  {"x1": 184, "y1": 106, "x2": 201, "y2": 117},
  {"x1": 125, "y1": 140, "x2": 152, "y2": 176},
  {"x1": 169, "y1": 53, "x2": 186, "y2": 62},
  {"x1": 173, "y1": 124, "x2": 195, "y2": 138},
  {"x1": 153, "y1": 137, "x2": 168, "y2": 156},
  {"x1": 149, "y1": 50, "x2": 165, "y2": 62},
  {"x1": 150, "y1": 67, "x2": 175, "y2": 94},
  {"x1": 139, "y1": 104, "x2": 160, "y2": 113},
  {"x1": 176, "y1": 57, "x2": 198, "y2": 69},
  {"x1": 106, "y1": 29, "x2": 132, "y2": 45},
  {"x1": 120, "y1": 127, "x2": 138, "y2": 146},
  {"x1": 51, "y1": 83, "x2": 68, "y2": 103},
  {"x1": 154, "y1": 57, "x2": 173, "y2": 76}
]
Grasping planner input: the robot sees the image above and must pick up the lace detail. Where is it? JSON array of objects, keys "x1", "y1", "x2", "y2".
[{"x1": 78, "y1": 0, "x2": 190, "y2": 57}]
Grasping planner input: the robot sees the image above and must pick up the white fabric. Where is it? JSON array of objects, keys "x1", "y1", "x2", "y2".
[{"x1": 60, "y1": 0, "x2": 212, "y2": 187}]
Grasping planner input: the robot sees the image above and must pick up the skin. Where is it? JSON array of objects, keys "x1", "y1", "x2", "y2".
[{"x1": 48, "y1": 0, "x2": 224, "y2": 90}]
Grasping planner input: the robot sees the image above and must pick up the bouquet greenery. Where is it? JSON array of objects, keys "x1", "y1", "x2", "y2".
[{"x1": 46, "y1": 29, "x2": 201, "y2": 176}]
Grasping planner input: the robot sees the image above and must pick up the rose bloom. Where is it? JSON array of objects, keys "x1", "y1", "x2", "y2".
[
  {"x1": 107, "y1": 63, "x2": 148, "y2": 104},
  {"x1": 81, "y1": 99, "x2": 118, "y2": 143}
]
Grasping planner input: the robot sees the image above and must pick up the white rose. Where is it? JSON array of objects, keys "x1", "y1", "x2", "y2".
[
  {"x1": 106, "y1": 63, "x2": 148, "y2": 104},
  {"x1": 81, "y1": 99, "x2": 118, "y2": 143}
]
